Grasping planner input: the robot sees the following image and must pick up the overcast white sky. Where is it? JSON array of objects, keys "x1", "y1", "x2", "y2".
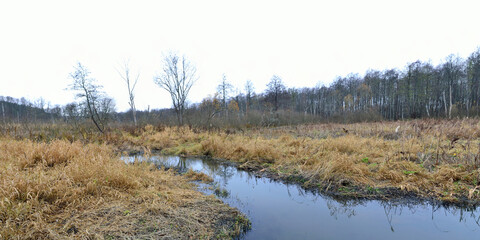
[{"x1": 1, "y1": 0, "x2": 479, "y2": 111}]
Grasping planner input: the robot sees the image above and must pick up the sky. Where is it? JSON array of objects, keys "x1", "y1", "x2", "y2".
[{"x1": 1, "y1": 0, "x2": 480, "y2": 111}]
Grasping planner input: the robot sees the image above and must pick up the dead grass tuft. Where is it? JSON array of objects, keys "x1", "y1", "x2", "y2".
[
  {"x1": 133, "y1": 120, "x2": 480, "y2": 203},
  {"x1": 0, "y1": 138, "x2": 248, "y2": 239},
  {"x1": 184, "y1": 169, "x2": 214, "y2": 183}
]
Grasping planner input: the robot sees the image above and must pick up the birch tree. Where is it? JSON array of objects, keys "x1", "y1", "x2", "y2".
[{"x1": 117, "y1": 60, "x2": 139, "y2": 126}]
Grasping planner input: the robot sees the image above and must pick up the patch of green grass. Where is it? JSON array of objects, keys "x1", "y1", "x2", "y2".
[
  {"x1": 235, "y1": 215, "x2": 251, "y2": 230},
  {"x1": 216, "y1": 231, "x2": 229, "y2": 239},
  {"x1": 261, "y1": 162, "x2": 272, "y2": 168},
  {"x1": 338, "y1": 187, "x2": 353, "y2": 192},
  {"x1": 137, "y1": 218, "x2": 146, "y2": 225},
  {"x1": 366, "y1": 186, "x2": 381, "y2": 194},
  {"x1": 361, "y1": 157, "x2": 369, "y2": 164},
  {"x1": 403, "y1": 170, "x2": 417, "y2": 175}
]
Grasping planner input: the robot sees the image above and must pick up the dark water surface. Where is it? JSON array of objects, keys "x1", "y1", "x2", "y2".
[{"x1": 125, "y1": 155, "x2": 480, "y2": 240}]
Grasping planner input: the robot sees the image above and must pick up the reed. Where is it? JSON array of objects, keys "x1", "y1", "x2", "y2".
[
  {"x1": 135, "y1": 119, "x2": 480, "y2": 203},
  {"x1": 0, "y1": 138, "x2": 248, "y2": 239}
]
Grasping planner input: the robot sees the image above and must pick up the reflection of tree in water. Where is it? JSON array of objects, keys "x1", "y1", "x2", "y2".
[
  {"x1": 175, "y1": 157, "x2": 188, "y2": 171},
  {"x1": 380, "y1": 201, "x2": 417, "y2": 232},
  {"x1": 198, "y1": 158, "x2": 235, "y2": 184},
  {"x1": 324, "y1": 197, "x2": 480, "y2": 233},
  {"x1": 430, "y1": 204, "x2": 480, "y2": 232},
  {"x1": 148, "y1": 156, "x2": 193, "y2": 172},
  {"x1": 175, "y1": 157, "x2": 192, "y2": 172},
  {"x1": 373, "y1": 201, "x2": 478, "y2": 233},
  {"x1": 460, "y1": 208, "x2": 480, "y2": 227},
  {"x1": 325, "y1": 199, "x2": 360, "y2": 219},
  {"x1": 285, "y1": 183, "x2": 322, "y2": 205},
  {"x1": 148, "y1": 155, "x2": 480, "y2": 234}
]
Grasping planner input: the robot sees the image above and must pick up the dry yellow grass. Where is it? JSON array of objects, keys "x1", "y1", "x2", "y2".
[
  {"x1": 0, "y1": 138, "x2": 248, "y2": 239},
  {"x1": 184, "y1": 169, "x2": 214, "y2": 183},
  {"x1": 2, "y1": 118, "x2": 479, "y2": 238},
  {"x1": 130, "y1": 119, "x2": 480, "y2": 204}
]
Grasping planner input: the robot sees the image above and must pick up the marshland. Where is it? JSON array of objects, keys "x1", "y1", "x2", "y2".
[
  {"x1": 4, "y1": 54, "x2": 480, "y2": 239},
  {"x1": 4, "y1": 51, "x2": 480, "y2": 238},
  {"x1": 4, "y1": 119, "x2": 480, "y2": 239},
  {"x1": 3, "y1": 118, "x2": 480, "y2": 239},
  {"x1": 3, "y1": 1, "x2": 480, "y2": 239}
]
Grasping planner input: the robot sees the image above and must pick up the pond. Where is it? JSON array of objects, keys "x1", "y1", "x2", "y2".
[{"x1": 125, "y1": 155, "x2": 480, "y2": 240}]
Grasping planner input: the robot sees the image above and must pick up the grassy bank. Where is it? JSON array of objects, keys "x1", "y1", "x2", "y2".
[
  {"x1": 2, "y1": 119, "x2": 480, "y2": 238},
  {"x1": 123, "y1": 119, "x2": 480, "y2": 205},
  {"x1": 0, "y1": 138, "x2": 249, "y2": 239}
]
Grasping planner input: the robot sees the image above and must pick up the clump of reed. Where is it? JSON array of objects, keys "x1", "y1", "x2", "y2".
[
  {"x1": 136, "y1": 120, "x2": 480, "y2": 203},
  {"x1": 5, "y1": 119, "x2": 480, "y2": 204},
  {"x1": 184, "y1": 169, "x2": 214, "y2": 183},
  {"x1": 0, "y1": 138, "x2": 248, "y2": 239}
]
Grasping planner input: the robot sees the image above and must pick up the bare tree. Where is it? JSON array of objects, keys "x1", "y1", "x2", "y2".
[
  {"x1": 117, "y1": 60, "x2": 139, "y2": 126},
  {"x1": 34, "y1": 97, "x2": 45, "y2": 110},
  {"x1": 154, "y1": 53, "x2": 197, "y2": 125},
  {"x1": 244, "y1": 79, "x2": 254, "y2": 117},
  {"x1": 69, "y1": 62, "x2": 113, "y2": 133},
  {"x1": 266, "y1": 75, "x2": 286, "y2": 111},
  {"x1": 63, "y1": 102, "x2": 81, "y2": 127},
  {"x1": 217, "y1": 74, "x2": 233, "y2": 117},
  {"x1": 441, "y1": 54, "x2": 464, "y2": 118},
  {"x1": 1, "y1": 102, "x2": 5, "y2": 124},
  {"x1": 98, "y1": 97, "x2": 116, "y2": 125}
]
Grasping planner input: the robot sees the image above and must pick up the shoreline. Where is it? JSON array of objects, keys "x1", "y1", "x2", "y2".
[
  {"x1": 0, "y1": 139, "x2": 250, "y2": 239},
  {"x1": 145, "y1": 152, "x2": 480, "y2": 209}
]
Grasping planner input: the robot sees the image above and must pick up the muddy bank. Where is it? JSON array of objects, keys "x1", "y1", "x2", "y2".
[
  {"x1": 236, "y1": 160, "x2": 480, "y2": 209},
  {"x1": 130, "y1": 154, "x2": 480, "y2": 240},
  {"x1": 125, "y1": 146, "x2": 480, "y2": 209},
  {"x1": 120, "y1": 125, "x2": 480, "y2": 207}
]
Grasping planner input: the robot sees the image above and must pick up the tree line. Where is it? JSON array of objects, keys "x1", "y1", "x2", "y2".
[
  {"x1": 192, "y1": 48, "x2": 480, "y2": 127},
  {"x1": 2, "y1": 48, "x2": 480, "y2": 130}
]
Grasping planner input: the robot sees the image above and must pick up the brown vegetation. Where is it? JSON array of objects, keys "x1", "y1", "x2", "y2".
[
  {"x1": 126, "y1": 119, "x2": 480, "y2": 204},
  {"x1": 2, "y1": 118, "x2": 480, "y2": 238},
  {"x1": 0, "y1": 138, "x2": 248, "y2": 239}
]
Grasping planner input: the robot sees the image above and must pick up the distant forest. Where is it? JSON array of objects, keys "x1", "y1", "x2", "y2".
[{"x1": 2, "y1": 47, "x2": 480, "y2": 128}]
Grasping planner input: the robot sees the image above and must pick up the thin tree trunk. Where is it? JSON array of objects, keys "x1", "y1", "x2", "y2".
[
  {"x1": 1, "y1": 103, "x2": 5, "y2": 124},
  {"x1": 130, "y1": 97, "x2": 137, "y2": 127},
  {"x1": 132, "y1": 108, "x2": 137, "y2": 126},
  {"x1": 425, "y1": 103, "x2": 430, "y2": 117},
  {"x1": 179, "y1": 109, "x2": 183, "y2": 125},
  {"x1": 449, "y1": 85, "x2": 453, "y2": 119},
  {"x1": 466, "y1": 99, "x2": 470, "y2": 117},
  {"x1": 85, "y1": 94, "x2": 104, "y2": 134},
  {"x1": 443, "y1": 91, "x2": 448, "y2": 117},
  {"x1": 130, "y1": 97, "x2": 137, "y2": 126}
]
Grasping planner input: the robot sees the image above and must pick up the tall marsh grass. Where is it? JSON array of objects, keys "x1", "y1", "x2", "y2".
[
  {"x1": 134, "y1": 119, "x2": 480, "y2": 203},
  {"x1": 0, "y1": 138, "x2": 247, "y2": 239}
]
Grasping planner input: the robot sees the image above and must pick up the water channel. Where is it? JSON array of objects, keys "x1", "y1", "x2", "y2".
[{"x1": 125, "y1": 155, "x2": 480, "y2": 240}]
